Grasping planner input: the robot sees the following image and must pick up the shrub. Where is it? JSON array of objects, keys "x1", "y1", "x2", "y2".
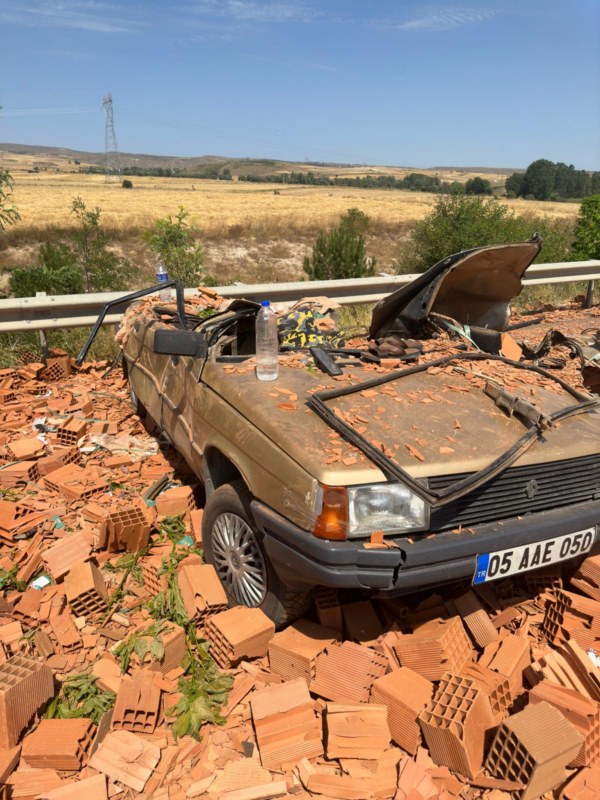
[
  {"x1": 70, "y1": 197, "x2": 132, "y2": 292},
  {"x1": 0, "y1": 169, "x2": 20, "y2": 231},
  {"x1": 400, "y1": 195, "x2": 574, "y2": 273},
  {"x1": 144, "y1": 206, "x2": 210, "y2": 286},
  {"x1": 8, "y1": 242, "x2": 83, "y2": 297},
  {"x1": 303, "y1": 208, "x2": 376, "y2": 280},
  {"x1": 573, "y1": 195, "x2": 600, "y2": 260},
  {"x1": 465, "y1": 177, "x2": 493, "y2": 195},
  {"x1": 122, "y1": 179, "x2": 133, "y2": 189}
]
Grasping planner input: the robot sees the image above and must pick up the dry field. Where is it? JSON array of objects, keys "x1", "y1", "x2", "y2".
[
  {"x1": 0, "y1": 155, "x2": 582, "y2": 287},
  {"x1": 8, "y1": 171, "x2": 580, "y2": 238}
]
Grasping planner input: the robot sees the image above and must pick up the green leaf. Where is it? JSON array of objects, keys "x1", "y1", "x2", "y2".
[
  {"x1": 173, "y1": 710, "x2": 191, "y2": 739},
  {"x1": 133, "y1": 637, "x2": 148, "y2": 664},
  {"x1": 150, "y1": 637, "x2": 165, "y2": 663}
]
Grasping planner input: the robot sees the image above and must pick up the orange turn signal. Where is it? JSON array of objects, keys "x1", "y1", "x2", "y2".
[{"x1": 313, "y1": 486, "x2": 348, "y2": 540}]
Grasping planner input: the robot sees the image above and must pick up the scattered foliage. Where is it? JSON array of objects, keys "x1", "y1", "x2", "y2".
[
  {"x1": 45, "y1": 674, "x2": 116, "y2": 724},
  {"x1": 114, "y1": 620, "x2": 168, "y2": 673},
  {"x1": 0, "y1": 565, "x2": 27, "y2": 592}
]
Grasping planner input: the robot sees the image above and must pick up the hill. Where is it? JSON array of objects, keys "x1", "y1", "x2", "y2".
[{"x1": 0, "y1": 143, "x2": 521, "y2": 184}]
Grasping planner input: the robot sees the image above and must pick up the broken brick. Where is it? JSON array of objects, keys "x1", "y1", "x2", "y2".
[
  {"x1": 206, "y1": 607, "x2": 275, "y2": 668},
  {"x1": 177, "y1": 563, "x2": 228, "y2": 622},
  {"x1": 111, "y1": 669, "x2": 162, "y2": 734},
  {"x1": 250, "y1": 677, "x2": 323, "y2": 769},
  {"x1": 486, "y1": 700, "x2": 584, "y2": 800},
  {"x1": 370, "y1": 667, "x2": 434, "y2": 755},
  {"x1": 0, "y1": 654, "x2": 54, "y2": 748},
  {"x1": 21, "y1": 717, "x2": 95, "y2": 770},
  {"x1": 268, "y1": 618, "x2": 339, "y2": 684},
  {"x1": 325, "y1": 702, "x2": 390, "y2": 760}
]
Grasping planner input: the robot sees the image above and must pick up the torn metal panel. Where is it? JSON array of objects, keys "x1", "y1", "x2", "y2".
[{"x1": 369, "y1": 239, "x2": 542, "y2": 339}]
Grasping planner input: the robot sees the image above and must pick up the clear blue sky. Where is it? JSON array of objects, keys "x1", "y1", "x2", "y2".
[{"x1": 1, "y1": 0, "x2": 599, "y2": 169}]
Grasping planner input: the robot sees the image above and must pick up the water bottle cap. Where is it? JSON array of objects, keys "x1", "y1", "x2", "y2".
[{"x1": 260, "y1": 300, "x2": 270, "y2": 306}]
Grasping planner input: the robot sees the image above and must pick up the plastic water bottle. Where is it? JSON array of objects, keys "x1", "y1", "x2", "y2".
[
  {"x1": 156, "y1": 261, "x2": 171, "y2": 302},
  {"x1": 256, "y1": 300, "x2": 279, "y2": 381}
]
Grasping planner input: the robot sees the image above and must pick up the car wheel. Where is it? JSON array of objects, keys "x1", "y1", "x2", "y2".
[{"x1": 202, "y1": 481, "x2": 313, "y2": 628}]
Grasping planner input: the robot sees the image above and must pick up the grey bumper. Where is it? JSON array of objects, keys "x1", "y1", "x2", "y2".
[{"x1": 251, "y1": 499, "x2": 600, "y2": 595}]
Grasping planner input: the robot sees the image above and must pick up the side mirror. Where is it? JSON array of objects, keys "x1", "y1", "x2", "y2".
[{"x1": 153, "y1": 329, "x2": 208, "y2": 358}]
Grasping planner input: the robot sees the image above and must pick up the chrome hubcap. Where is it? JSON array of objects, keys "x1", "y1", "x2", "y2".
[{"x1": 211, "y1": 512, "x2": 267, "y2": 607}]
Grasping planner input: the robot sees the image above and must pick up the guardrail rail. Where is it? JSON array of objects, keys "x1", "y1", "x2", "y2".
[{"x1": 0, "y1": 260, "x2": 598, "y2": 334}]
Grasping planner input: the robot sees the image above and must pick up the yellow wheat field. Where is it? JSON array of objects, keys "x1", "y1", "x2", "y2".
[{"x1": 9, "y1": 172, "x2": 581, "y2": 238}]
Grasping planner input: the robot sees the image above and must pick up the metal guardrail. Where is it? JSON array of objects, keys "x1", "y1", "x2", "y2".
[{"x1": 0, "y1": 260, "x2": 598, "y2": 334}]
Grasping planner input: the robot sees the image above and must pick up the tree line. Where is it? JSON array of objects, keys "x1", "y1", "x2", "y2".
[
  {"x1": 239, "y1": 170, "x2": 494, "y2": 195},
  {"x1": 506, "y1": 159, "x2": 600, "y2": 201},
  {"x1": 81, "y1": 165, "x2": 233, "y2": 180}
]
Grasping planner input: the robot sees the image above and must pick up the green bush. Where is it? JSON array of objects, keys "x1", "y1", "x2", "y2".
[
  {"x1": 144, "y1": 206, "x2": 210, "y2": 286},
  {"x1": 0, "y1": 169, "x2": 20, "y2": 231},
  {"x1": 70, "y1": 197, "x2": 132, "y2": 292},
  {"x1": 8, "y1": 242, "x2": 83, "y2": 297},
  {"x1": 465, "y1": 177, "x2": 493, "y2": 195},
  {"x1": 303, "y1": 208, "x2": 376, "y2": 280},
  {"x1": 573, "y1": 195, "x2": 600, "y2": 260},
  {"x1": 400, "y1": 195, "x2": 574, "y2": 273}
]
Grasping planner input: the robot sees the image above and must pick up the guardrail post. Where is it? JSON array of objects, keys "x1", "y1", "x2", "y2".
[
  {"x1": 35, "y1": 292, "x2": 49, "y2": 360},
  {"x1": 584, "y1": 280, "x2": 595, "y2": 309}
]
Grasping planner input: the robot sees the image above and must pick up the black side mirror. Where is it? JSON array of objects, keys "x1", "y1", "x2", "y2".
[{"x1": 153, "y1": 329, "x2": 208, "y2": 358}]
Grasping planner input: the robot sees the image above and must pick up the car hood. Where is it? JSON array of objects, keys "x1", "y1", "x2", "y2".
[
  {"x1": 202, "y1": 356, "x2": 600, "y2": 490},
  {"x1": 369, "y1": 238, "x2": 542, "y2": 339}
]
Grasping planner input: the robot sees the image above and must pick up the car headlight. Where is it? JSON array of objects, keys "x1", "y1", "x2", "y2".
[
  {"x1": 313, "y1": 482, "x2": 429, "y2": 540},
  {"x1": 347, "y1": 483, "x2": 428, "y2": 537}
]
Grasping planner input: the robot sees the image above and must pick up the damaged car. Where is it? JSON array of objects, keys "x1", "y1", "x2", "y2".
[{"x1": 111, "y1": 237, "x2": 600, "y2": 625}]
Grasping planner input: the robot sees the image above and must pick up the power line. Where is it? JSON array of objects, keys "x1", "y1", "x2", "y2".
[{"x1": 0, "y1": 108, "x2": 96, "y2": 117}]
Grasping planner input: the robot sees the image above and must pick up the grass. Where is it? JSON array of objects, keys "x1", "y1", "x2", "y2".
[{"x1": 0, "y1": 325, "x2": 121, "y2": 369}]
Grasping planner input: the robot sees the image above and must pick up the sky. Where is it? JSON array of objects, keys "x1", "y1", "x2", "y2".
[{"x1": 1, "y1": 0, "x2": 599, "y2": 169}]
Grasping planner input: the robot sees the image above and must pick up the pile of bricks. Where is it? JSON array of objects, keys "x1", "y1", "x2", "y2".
[{"x1": 1, "y1": 348, "x2": 600, "y2": 799}]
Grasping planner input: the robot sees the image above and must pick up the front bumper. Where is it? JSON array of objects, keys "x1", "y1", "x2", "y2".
[{"x1": 251, "y1": 499, "x2": 600, "y2": 595}]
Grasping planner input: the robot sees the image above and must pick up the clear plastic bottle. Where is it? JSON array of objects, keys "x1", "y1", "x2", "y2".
[
  {"x1": 256, "y1": 300, "x2": 279, "y2": 381},
  {"x1": 156, "y1": 261, "x2": 171, "y2": 302}
]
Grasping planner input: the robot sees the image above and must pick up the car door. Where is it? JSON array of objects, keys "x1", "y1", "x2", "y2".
[{"x1": 160, "y1": 348, "x2": 206, "y2": 466}]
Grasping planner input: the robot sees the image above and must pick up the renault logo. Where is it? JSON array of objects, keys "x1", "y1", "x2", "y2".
[{"x1": 525, "y1": 479, "x2": 540, "y2": 500}]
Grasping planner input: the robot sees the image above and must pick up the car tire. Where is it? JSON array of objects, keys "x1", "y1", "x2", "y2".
[{"x1": 202, "y1": 481, "x2": 313, "y2": 628}]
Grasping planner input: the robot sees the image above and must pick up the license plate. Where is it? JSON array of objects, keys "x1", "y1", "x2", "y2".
[{"x1": 473, "y1": 528, "x2": 596, "y2": 585}]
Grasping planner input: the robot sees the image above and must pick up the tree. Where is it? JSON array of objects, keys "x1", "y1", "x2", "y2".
[
  {"x1": 70, "y1": 197, "x2": 132, "y2": 292},
  {"x1": 0, "y1": 169, "x2": 20, "y2": 231},
  {"x1": 573, "y1": 195, "x2": 600, "y2": 260},
  {"x1": 303, "y1": 208, "x2": 376, "y2": 280},
  {"x1": 465, "y1": 177, "x2": 493, "y2": 195},
  {"x1": 505, "y1": 172, "x2": 524, "y2": 198},
  {"x1": 445, "y1": 181, "x2": 465, "y2": 195},
  {"x1": 520, "y1": 159, "x2": 557, "y2": 200},
  {"x1": 401, "y1": 194, "x2": 574, "y2": 273},
  {"x1": 8, "y1": 242, "x2": 83, "y2": 297},
  {"x1": 144, "y1": 206, "x2": 209, "y2": 286}
]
